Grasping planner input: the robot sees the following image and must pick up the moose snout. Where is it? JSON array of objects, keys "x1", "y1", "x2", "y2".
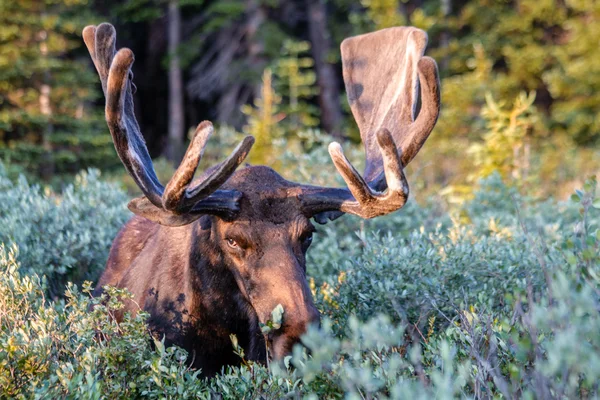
[
  {"x1": 255, "y1": 247, "x2": 321, "y2": 359},
  {"x1": 270, "y1": 305, "x2": 320, "y2": 360}
]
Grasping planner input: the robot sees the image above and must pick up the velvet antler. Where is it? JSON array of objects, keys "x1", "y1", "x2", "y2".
[
  {"x1": 83, "y1": 23, "x2": 254, "y2": 226},
  {"x1": 298, "y1": 27, "x2": 440, "y2": 221}
]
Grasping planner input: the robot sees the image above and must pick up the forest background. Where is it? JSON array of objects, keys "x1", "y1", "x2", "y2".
[
  {"x1": 1, "y1": 0, "x2": 598, "y2": 201},
  {"x1": 1, "y1": 1, "x2": 600, "y2": 398}
]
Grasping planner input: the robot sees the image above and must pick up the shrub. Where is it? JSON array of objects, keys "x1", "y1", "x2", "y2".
[
  {"x1": 0, "y1": 245, "x2": 209, "y2": 399},
  {"x1": 0, "y1": 164, "x2": 129, "y2": 298},
  {"x1": 0, "y1": 156, "x2": 598, "y2": 398}
]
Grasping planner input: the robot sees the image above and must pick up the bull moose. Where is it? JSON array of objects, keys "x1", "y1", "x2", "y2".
[{"x1": 83, "y1": 23, "x2": 440, "y2": 377}]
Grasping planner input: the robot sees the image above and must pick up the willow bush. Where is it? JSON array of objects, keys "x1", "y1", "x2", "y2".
[
  {"x1": 0, "y1": 164, "x2": 129, "y2": 298},
  {"x1": 0, "y1": 145, "x2": 598, "y2": 398}
]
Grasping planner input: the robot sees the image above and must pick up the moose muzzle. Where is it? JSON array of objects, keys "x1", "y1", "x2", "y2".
[
  {"x1": 250, "y1": 246, "x2": 321, "y2": 360},
  {"x1": 269, "y1": 302, "x2": 320, "y2": 360}
]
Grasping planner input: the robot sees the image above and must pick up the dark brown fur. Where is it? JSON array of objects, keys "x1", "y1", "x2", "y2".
[
  {"x1": 94, "y1": 166, "x2": 319, "y2": 376},
  {"x1": 85, "y1": 22, "x2": 441, "y2": 377}
]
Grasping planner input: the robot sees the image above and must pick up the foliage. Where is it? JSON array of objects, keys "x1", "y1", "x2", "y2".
[
  {"x1": 427, "y1": 0, "x2": 600, "y2": 199},
  {"x1": 435, "y1": 0, "x2": 600, "y2": 145},
  {"x1": 1, "y1": 0, "x2": 597, "y2": 201},
  {"x1": 0, "y1": 148, "x2": 598, "y2": 398},
  {"x1": 0, "y1": 253, "x2": 207, "y2": 399},
  {"x1": 542, "y1": 0, "x2": 600, "y2": 146},
  {"x1": 360, "y1": 0, "x2": 405, "y2": 29},
  {"x1": 242, "y1": 69, "x2": 284, "y2": 166},
  {"x1": 273, "y1": 40, "x2": 320, "y2": 135},
  {"x1": 0, "y1": 164, "x2": 129, "y2": 298},
  {"x1": 0, "y1": 0, "x2": 119, "y2": 178},
  {"x1": 468, "y1": 91, "x2": 538, "y2": 183}
]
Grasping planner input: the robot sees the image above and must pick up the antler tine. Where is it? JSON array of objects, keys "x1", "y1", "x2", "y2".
[
  {"x1": 162, "y1": 121, "x2": 255, "y2": 213},
  {"x1": 84, "y1": 23, "x2": 254, "y2": 226},
  {"x1": 182, "y1": 135, "x2": 254, "y2": 205},
  {"x1": 162, "y1": 121, "x2": 213, "y2": 211},
  {"x1": 400, "y1": 56, "x2": 440, "y2": 166},
  {"x1": 297, "y1": 26, "x2": 439, "y2": 223},
  {"x1": 327, "y1": 129, "x2": 408, "y2": 218},
  {"x1": 327, "y1": 142, "x2": 372, "y2": 204}
]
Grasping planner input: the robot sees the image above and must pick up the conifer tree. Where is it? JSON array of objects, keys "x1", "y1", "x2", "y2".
[
  {"x1": 0, "y1": 0, "x2": 116, "y2": 179},
  {"x1": 436, "y1": 0, "x2": 600, "y2": 147},
  {"x1": 273, "y1": 40, "x2": 320, "y2": 136},
  {"x1": 242, "y1": 69, "x2": 284, "y2": 166}
]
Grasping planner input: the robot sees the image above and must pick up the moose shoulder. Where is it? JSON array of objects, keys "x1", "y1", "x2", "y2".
[{"x1": 83, "y1": 23, "x2": 440, "y2": 377}]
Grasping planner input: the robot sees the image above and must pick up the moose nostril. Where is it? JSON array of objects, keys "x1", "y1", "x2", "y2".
[
  {"x1": 269, "y1": 307, "x2": 320, "y2": 359},
  {"x1": 270, "y1": 331, "x2": 302, "y2": 360}
]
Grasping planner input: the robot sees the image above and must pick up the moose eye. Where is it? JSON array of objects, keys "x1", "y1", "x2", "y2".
[
  {"x1": 226, "y1": 238, "x2": 239, "y2": 249},
  {"x1": 301, "y1": 233, "x2": 313, "y2": 249}
]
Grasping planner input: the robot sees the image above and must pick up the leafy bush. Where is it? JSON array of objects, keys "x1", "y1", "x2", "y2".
[
  {"x1": 0, "y1": 164, "x2": 129, "y2": 297},
  {"x1": 0, "y1": 245, "x2": 207, "y2": 399},
  {"x1": 0, "y1": 155, "x2": 598, "y2": 398}
]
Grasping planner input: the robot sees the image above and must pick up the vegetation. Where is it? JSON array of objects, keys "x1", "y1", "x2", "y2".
[
  {"x1": 0, "y1": 165, "x2": 128, "y2": 298},
  {"x1": 0, "y1": 143, "x2": 598, "y2": 398},
  {"x1": 0, "y1": 0, "x2": 598, "y2": 398},
  {"x1": 430, "y1": 0, "x2": 600, "y2": 197},
  {"x1": 0, "y1": 0, "x2": 119, "y2": 179},
  {"x1": 1, "y1": 0, "x2": 598, "y2": 197}
]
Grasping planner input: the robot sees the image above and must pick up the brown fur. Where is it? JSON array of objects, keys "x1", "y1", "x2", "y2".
[
  {"x1": 85, "y1": 22, "x2": 441, "y2": 377},
  {"x1": 95, "y1": 166, "x2": 319, "y2": 376}
]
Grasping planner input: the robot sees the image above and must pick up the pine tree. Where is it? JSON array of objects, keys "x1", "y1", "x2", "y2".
[
  {"x1": 0, "y1": 0, "x2": 116, "y2": 180},
  {"x1": 242, "y1": 69, "x2": 284, "y2": 166},
  {"x1": 543, "y1": 0, "x2": 600, "y2": 145},
  {"x1": 273, "y1": 40, "x2": 319, "y2": 136},
  {"x1": 419, "y1": 0, "x2": 600, "y2": 198},
  {"x1": 468, "y1": 91, "x2": 538, "y2": 183},
  {"x1": 435, "y1": 0, "x2": 600, "y2": 147}
]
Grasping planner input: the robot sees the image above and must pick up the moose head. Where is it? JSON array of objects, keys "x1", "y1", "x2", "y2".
[{"x1": 84, "y1": 23, "x2": 439, "y2": 376}]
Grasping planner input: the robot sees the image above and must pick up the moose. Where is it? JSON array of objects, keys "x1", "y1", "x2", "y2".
[{"x1": 83, "y1": 23, "x2": 440, "y2": 376}]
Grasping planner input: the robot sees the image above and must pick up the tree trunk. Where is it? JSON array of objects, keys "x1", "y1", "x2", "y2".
[
  {"x1": 167, "y1": 0, "x2": 185, "y2": 164},
  {"x1": 307, "y1": 0, "x2": 343, "y2": 139},
  {"x1": 440, "y1": 0, "x2": 452, "y2": 71},
  {"x1": 38, "y1": 28, "x2": 54, "y2": 180},
  {"x1": 216, "y1": 0, "x2": 265, "y2": 128}
]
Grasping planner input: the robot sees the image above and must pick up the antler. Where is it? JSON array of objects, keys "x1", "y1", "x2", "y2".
[
  {"x1": 82, "y1": 23, "x2": 254, "y2": 226},
  {"x1": 298, "y1": 27, "x2": 440, "y2": 222}
]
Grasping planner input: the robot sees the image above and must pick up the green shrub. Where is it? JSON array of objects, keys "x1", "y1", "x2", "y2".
[
  {"x1": 0, "y1": 245, "x2": 209, "y2": 399},
  {"x1": 0, "y1": 155, "x2": 598, "y2": 398},
  {"x1": 0, "y1": 164, "x2": 129, "y2": 298}
]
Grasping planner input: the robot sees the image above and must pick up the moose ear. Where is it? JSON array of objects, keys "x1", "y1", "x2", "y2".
[
  {"x1": 312, "y1": 211, "x2": 344, "y2": 225},
  {"x1": 128, "y1": 197, "x2": 203, "y2": 227}
]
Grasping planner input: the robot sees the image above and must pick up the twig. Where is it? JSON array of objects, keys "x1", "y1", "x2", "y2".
[{"x1": 510, "y1": 194, "x2": 554, "y2": 303}]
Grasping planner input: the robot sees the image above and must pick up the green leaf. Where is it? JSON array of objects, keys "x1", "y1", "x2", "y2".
[
  {"x1": 229, "y1": 334, "x2": 238, "y2": 350},
  {"x1": 270, "y1": 304, "x2": 284, "y2": 330},
  {"x1": 260, "y1": 322, "x2": 271, "y2": 335},
  {"x1": 153, "y1": 337, "x2": 165, "y2": 355},
  {"x1": 565, "y1": 251, "x2": 577, "y2": 266}
]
